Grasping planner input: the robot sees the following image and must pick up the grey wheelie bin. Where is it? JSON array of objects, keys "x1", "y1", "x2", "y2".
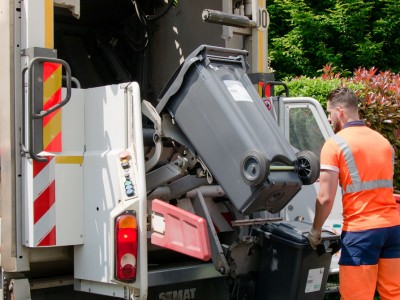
[
  {"x1": 156, "y1": 45, "x2": 319, "y2": 215},
  {"x1": 255, "y1": 221, "x2": 341, "y2": 300}
]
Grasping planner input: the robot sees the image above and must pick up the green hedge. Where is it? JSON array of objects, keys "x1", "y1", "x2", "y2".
[{"x1": 276, "y1": 68, "x2": 400, "y2": 191}]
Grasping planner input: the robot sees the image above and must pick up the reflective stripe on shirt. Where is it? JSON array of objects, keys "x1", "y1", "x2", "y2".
[{"x1": 331, "y1": 135, "x2": 393, "y2": 194}]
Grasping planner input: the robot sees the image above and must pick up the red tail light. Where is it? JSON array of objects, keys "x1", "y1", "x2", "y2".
[{"x1": 115, "y1": 211, "x2": 138, "y2": 282}]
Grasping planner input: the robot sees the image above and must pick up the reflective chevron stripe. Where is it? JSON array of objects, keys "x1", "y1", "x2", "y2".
[
  {"x1": 43, "y1": 62, "x2": 62, "y2": 152},
  {"x1": 33, "y1": 157, "x2": 56, "y2": 246},
  {"x1": 331, "y1": 135, "x2": 393, "y2": 194}
]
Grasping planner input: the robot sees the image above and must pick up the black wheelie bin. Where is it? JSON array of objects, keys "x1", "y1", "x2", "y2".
[
  {"x1": 156, "y1": 45, "x2": 319, "y2": 215},
  {"x1": 255, "y1": 221, "x2": 341, "y2": 300}
]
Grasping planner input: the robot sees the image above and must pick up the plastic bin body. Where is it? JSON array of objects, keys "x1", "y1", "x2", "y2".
[
  {"x1": 156, "y1": 45, "x2": 302, "y2": 215},
  {"x1": 256, "y1": 221, "x2": 339, "y2": 300}
]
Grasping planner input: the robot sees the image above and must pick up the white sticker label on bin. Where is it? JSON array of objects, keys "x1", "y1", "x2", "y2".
[
  {"x1": 224, "y1": 80, "x2": 253, "y2": 102},
  {"x1": 305, "y1": 268, "x2": 324, "y2": 293}
]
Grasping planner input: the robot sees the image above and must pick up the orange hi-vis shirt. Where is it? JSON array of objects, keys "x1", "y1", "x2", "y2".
[{"x1": 320, "y1": 125, "x2": 400, "y2": 231}]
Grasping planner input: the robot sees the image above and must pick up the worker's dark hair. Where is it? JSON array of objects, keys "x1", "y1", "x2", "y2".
[{"x1": 327, "y1": 87, "x2": 358, "y2": 110}]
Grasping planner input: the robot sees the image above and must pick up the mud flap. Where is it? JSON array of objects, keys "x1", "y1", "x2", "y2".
[{"x1": 151, "y1": 199, "x2": 211, "y2": 261}]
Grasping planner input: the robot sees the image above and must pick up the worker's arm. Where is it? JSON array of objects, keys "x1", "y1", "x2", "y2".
[
  {"x1": 308, "y1": 169, "x2": 339, "y2": 249},
  {"x1": 313, "y1": 169, "x2": 338, "y2": 231}
]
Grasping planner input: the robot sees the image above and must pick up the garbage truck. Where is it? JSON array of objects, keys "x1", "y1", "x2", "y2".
[{"x1": 0, "y1": 0, "x2": 344, "y2": 299}]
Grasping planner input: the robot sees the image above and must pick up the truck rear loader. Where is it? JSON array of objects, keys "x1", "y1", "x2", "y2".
[{"x1": 0, "y1": 1, "x2": 343, "y2": 299}]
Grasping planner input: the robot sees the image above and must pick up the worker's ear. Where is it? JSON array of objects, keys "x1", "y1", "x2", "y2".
[{"x1": 336, "y1": 106, "x2": 344, "y2": 117}]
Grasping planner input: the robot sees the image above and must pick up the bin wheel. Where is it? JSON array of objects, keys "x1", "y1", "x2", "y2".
[
  {"x1": 296, "y1": 150, "x2": 320, "y2": 185},
  {"x1": 240, "y1": 150, "x2": 270, "y2": 186}
]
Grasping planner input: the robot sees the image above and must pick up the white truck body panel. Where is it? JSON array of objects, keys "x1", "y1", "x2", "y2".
[{"x1": 22, "y1": 86, "x2": 85, "y2": 247}]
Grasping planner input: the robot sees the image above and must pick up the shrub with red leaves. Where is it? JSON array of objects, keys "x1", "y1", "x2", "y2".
[{"x1": 351, "y1": 68, "x2": 400, "y2": 191}]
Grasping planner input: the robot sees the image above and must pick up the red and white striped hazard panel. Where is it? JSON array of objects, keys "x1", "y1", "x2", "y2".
[
  {"x1": 32, "y1": 157, "x2": 56, "y2": 246},
  {"x1": 30, "y1": 63, "x2": 61, "y2": 246}
]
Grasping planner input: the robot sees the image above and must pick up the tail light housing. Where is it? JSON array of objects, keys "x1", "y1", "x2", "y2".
[{"x1": 114, "y1": 210, "x2": 138, "y2": 282}]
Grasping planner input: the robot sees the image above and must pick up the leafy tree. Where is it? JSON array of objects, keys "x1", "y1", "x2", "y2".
[{"x1": 267, "y1": 0, "x2": 400, "y2": 80}]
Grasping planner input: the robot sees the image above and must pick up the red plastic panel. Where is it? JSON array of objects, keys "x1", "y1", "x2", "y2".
[{"x1": 151, "y1": 199, "x2": 211, "y2": 261}]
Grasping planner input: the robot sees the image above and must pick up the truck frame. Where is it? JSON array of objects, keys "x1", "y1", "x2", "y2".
[{"x1": 0, "y1": 1, "x2": 343, "y2": 299}]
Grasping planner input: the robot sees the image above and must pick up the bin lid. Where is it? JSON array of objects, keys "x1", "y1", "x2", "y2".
[
  {"x1": 156, "y1": 44, "x2": 248, "y2": 115},
  {"x1": 263, "y1": 221, "x2": 339, "y2": 244}
]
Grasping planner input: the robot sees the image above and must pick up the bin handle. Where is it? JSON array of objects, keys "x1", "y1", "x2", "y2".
[
  {"x1": 204, "y1": 54, "x2": 246, "y2": 68},
  {"x1": 315, "y1": 239, "x2": 341, "y2": 256},
  {"x1": 201, "y1": 45, "x2": 248, "y2": 57},
  {"x1": 201, "y1": 45, "x2": 248, "y2": 70}
]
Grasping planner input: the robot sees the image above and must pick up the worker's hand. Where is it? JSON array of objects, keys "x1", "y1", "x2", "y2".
[{"x1": 307, "y1": 228, "x2": 321, "y2": 250}]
